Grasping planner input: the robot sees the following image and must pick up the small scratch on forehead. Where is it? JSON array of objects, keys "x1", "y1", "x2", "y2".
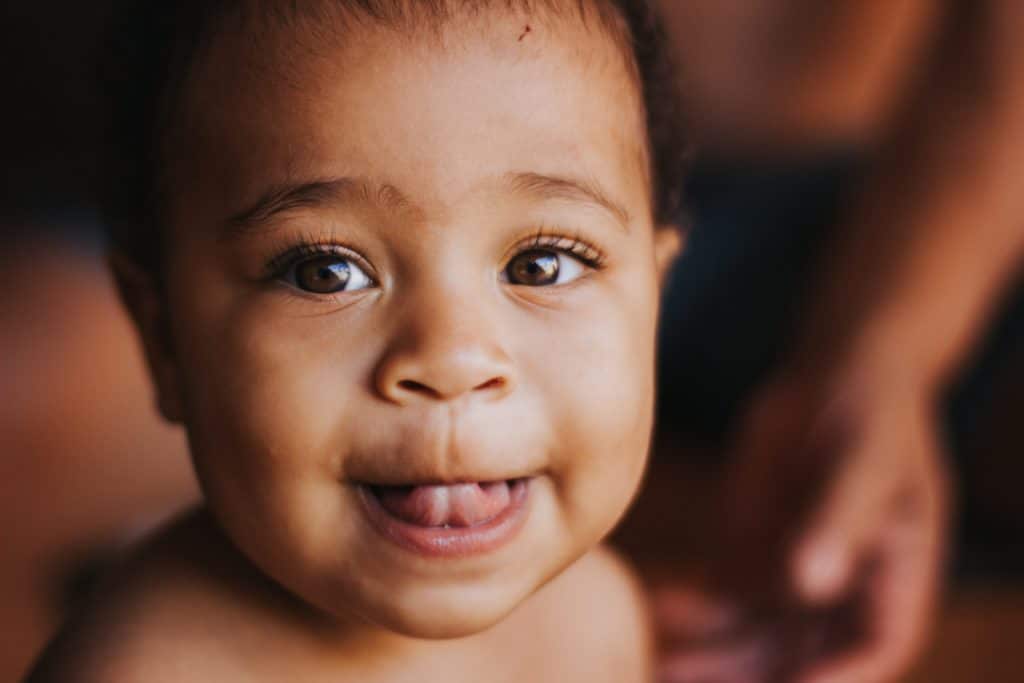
[{"x1": 518, "y1": 24, "x2": 531, "y2": 41}]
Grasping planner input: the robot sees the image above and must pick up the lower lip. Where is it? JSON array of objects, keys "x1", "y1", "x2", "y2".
[{"x1": 356, "y1": 479, "x2": 532, "y2": 559}]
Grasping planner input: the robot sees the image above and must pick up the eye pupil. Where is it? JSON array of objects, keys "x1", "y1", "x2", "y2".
[
  {"x1": 508, "y1": 249, "x2": 560, "y2": 286},
  {"x1": 296, "y1": 256, "x2": 351, "y2": 293}
]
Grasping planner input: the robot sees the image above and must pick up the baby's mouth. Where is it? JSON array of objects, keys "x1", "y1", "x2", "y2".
[
  {"x1": 368, "y1": 480, "x2": 522, "y2": 528},
  {"x1": 356, "y1": 478, "x2": 533, "y2": 557}
]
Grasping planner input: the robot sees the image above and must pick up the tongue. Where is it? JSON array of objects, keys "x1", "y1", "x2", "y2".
[{"x1": 375, "y1": 481, "x2": 512, "y2": 527}]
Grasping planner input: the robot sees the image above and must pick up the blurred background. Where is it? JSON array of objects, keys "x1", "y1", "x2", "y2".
[{"x1": 1, "y1": 2, "x2": 1021, "y2": 681}]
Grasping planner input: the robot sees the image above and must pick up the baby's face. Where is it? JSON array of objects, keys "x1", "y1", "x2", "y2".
[{"x1": 153, "y1": 11, "x2": 677, "y2": 638}]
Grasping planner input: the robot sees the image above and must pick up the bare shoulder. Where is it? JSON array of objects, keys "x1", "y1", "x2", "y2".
[
  {"x1": 23, "y1": 509, "x2": 296, "y2": 683},
  {"x1": 494, "y1": 544, "x2": 653, "y2": 683}
]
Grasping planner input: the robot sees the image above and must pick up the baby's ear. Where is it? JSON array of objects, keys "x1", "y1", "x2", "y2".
[
  {"x1": 653, "y1": 223, "x2": 686, "y2": 287},
  {"x1": 108, "y1": 250, "x2": 185, "y2": 424}
]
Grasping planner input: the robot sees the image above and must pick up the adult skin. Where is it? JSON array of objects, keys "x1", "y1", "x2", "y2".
[{"x1": 657, "y1": 2, "x2": 1024, "y2": 682}]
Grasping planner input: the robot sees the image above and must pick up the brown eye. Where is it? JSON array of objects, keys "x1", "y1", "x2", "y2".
[
  {"x1": 292, "y1": 255, "x2": 371, "y2": 294},
  {"x1": 506, "y1": 249, "x2": 560, "y2": 286},
  {"x1": 505, "y1": 248, "x2": 588, "y2": 287}
]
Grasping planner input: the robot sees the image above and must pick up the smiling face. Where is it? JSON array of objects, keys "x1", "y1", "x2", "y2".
[{"x1": 130, "y1": 6, "x2": 679, "y2": 639}]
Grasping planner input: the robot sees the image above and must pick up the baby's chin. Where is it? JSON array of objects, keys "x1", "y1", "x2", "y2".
[
  {"x1": 351, "y1": 571, "x2": 547, "y2": 640},
  {"x1": 372, "y1": 604, "x2": 514, "y2": 641}
]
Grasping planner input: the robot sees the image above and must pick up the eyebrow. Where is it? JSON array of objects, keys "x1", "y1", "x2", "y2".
[
  {"x1": 225, "y1": 177, "x2": 410, "y2": 236},
  {"x1": 225, "y1": 171, "x2": 631, "y2": 236},
  {"x1": 505, "y1": 172, "x2": 631, "y2": 230}
]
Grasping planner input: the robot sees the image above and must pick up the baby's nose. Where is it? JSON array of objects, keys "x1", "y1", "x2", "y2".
[
  {"x1": 376, "y1": 344, "x2": 514, "y2": 404},
  {"x1": 373, "y1": 299, "x2": 516, "y2": 405}
]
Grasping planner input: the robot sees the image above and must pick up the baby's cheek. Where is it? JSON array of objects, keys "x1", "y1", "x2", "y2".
[
  {"x1": 174, "y1": 288, "x2": 374, "y2": 516},
  {"x1": 174, "y1": 297, "x2": 385, "y2": 598},
  {"x1": 538, "y1": 297, "x2": 656, "y2": 546},
  {"x1": 564, "y1": 369, "x2": 653, "y2": 543}
]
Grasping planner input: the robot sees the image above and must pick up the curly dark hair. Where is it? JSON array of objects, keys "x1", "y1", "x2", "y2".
[{"x1": 98, "y1": 0, "x2": 689, "y2": 272}]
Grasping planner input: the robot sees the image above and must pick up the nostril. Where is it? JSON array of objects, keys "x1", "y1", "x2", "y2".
[
  {"x1": 395, "y1": 377, "x2": 506, "y2": 399},
  {"x1": 398, "y1": 379, "x2": 438, "y2": 397},
  {"x1": 475, "y1": 377, "x2": 506, "y2": 391}
]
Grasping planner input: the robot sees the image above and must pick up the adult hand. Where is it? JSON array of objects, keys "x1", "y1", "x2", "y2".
[
  {"x1": 717, "y1": 354, "x2": 951, "y2": 683},
  {"x1": 655, "y1": 355, "x2": 950, "y2": 683},
  {"x1": 654, "y1": 2, "x2": 1024, "y2": 680}
]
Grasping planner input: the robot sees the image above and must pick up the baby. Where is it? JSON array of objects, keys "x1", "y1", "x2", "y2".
[{"x1": 29, "y1": 1, "x2": 687, "y2": 680}]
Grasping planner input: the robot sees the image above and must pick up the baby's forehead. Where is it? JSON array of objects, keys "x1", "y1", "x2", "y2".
[
  {"x1": 219, "y1": 0, "x2": 634, "y2": 48},
  {"x1": 193, "y1": 0, "x2": 636, "y2": 81},
  {"x1": 201, "y1": 3, "x2": 637, "y2": 104},
  {"x1": 166, "y1": 1, "x2": 652, "y2": 230}
]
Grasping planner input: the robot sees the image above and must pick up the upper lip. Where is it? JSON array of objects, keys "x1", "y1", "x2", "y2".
[
  {"x1": 354, "y1": 474, "x2": 535, "y2": 488},
  {"x1": 343, "y1": 407, "x2": 546, "y2": 487}
]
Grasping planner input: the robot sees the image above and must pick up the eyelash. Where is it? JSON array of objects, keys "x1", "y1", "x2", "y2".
[
  {"x1": 261, "y1": 228, "x2": 608, "y2": 282},
  {"x1": 263, "y1": 235, "x2": 373, "y2": 281},
  {"x1": 509, "y1": 227, "x2": 607, "y2": 271}
]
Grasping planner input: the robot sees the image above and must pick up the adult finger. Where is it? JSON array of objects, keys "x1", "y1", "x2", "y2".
[
  {"x1": 797, "y1": 448, "x2": 949, "y2": 683},
  {"x1": 652, "y1": 583, "x2": 745, "y2": 645},
  {"x1": 789, "y1": 401, "x2": 919, "y2": 603},
  {"x1": 659, "y1": 630, "x2": 779, "y2": 683}
]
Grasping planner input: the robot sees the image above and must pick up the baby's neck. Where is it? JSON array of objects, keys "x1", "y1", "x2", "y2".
[{"x1": 189, "y1": 508, "x2": 467, "y2": 668}]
